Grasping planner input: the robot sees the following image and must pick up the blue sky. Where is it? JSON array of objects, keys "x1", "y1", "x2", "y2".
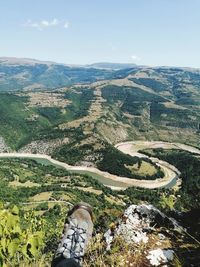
[{"x1": 1, "y1": 0, "x2": 200, "y2": 67}]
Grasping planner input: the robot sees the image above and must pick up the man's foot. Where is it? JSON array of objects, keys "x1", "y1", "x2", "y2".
[{"x1": 53, "y1": 203, "x2": 93, "y2": 264}]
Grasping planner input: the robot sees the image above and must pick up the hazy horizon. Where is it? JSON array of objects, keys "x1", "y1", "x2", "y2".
[
  {"x1": 1, "y1": 0, "x2": 200, "y2": 68},
  {"x1": 1, "y1": 56, "x2": 200, "y2": 70}
]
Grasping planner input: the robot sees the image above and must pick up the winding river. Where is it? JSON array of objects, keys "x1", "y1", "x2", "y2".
[{"x1": 0, "y1": 141, "x2": 200, "y2": 190}]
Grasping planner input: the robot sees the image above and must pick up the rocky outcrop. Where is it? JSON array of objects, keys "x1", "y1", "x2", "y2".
[
  {"x1": 147, "y1": 248, "x2": 174, "y2": 266},
  {"x1": 104, "y1": 204, "x2": 184, "y2": 266},
  {"x1": 18, "y1": 138, "x2": 69, "y2": 154},
  {"x1": 0, "y1": 137, "x2": 11, "y2": 152}
]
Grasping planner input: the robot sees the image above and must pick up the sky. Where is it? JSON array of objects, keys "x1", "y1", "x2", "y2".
[{"x1": 0, "y1": 0, "x2": 200, "y2": 67}]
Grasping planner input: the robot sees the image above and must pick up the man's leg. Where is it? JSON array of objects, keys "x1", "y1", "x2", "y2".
[
  {"x1": 51, "y1": 203, "x2": 93, "y2": 267},
  {"x1": 51, "y1": 257, "x2": 81, "y2": 267}
]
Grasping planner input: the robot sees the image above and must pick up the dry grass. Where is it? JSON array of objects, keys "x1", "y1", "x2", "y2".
[
  {"x1": 83, "y1": 233, "x2": 171, "y2": 267},
  {"x1": 30, "y1": 191, "x2": 52, "y2": 201},
  {"x1": 123, "y1": 112, "x2": 137, "y2": 119},
  {"x1": 127, "y1": 161, "x2": 157, "y2": 176},
  {"x1": 27, "y1": 92, "x2": 70, "y2": 108},
  {"x1": 60, "y1": 193, "x2": 73, "y2": 201},
  {"x1": 59, "y1": 87, "x2": 104, "y2": 131},
  {"x1": 96, "y1": 122, "x2": 129, "y2": 143},
  {"x1": 75, "y1": 186, "x2": 103, "y2": 195},
  {"x1": 9, "y1": 180, "x2": 40, "y2": 188},
  {"x1": 164, "y1": 101, "x2": 187, "y2": 110},
  {"x1": 82, "y1": 222, "x2": 178, "y2": 267},
  {"x1": 105, "y1": 195, "x2": 125, "y2": 206}
]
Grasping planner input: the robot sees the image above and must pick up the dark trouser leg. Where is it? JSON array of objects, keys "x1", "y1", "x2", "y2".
[{"x1": 51, "y1": 257, "x2": 81, "y2": 267}]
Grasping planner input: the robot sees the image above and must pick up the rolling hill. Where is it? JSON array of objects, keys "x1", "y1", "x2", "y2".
[
  {"x1": 0, "y1": 58, "x2": 199, "y2": 158},
  {"x1": 0, "y1": 57, "x2": 116, "y2": 91}
]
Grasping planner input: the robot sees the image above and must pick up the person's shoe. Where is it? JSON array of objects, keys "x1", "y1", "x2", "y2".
[{"x1": 54, "y1": 202, "x2": 93, "y2": 263}]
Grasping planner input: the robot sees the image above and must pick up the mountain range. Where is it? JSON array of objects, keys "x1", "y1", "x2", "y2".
[
  {"x1": 0, "y1": 57, "x2": 199, "y2": 153},
  {"x1": 1, "y1": 57, "x2": 199, "y2": 92}
]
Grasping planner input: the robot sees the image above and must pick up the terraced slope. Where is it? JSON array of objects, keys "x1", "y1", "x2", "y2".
[{"x1": 0, "y1": 63, "x2": 199, "y2": 165}]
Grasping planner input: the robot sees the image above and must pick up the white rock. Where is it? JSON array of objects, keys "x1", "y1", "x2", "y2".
[
  {"x1": 146, "y1": 249, "x2": 174, "y2": 266},
  {"x1": 104, "y1": 204, "x2": 182, "y2": 251},
  {"x1": 104, "y1": 229, "x2": 114, "y2": 250}
]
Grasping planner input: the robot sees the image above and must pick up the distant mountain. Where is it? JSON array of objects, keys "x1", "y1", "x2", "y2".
[
  {"x1": 0, "y1": 57, "x2": 200, "y2": 92},
  {"x1": 0, "y1": 57, "x2": 118, "y2": 91},
  {"x1": 86, "y1": 62, "x2": 137, "y2": 70},
  {"x1": 0, "y1": 57, "x2": 56, "y2": 66}
]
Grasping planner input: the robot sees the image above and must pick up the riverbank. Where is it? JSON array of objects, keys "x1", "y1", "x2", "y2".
[{"x1": 0, "y1": 141, "x2": 186, "y2": 190}]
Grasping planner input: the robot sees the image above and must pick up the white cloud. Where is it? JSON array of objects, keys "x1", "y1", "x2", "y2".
[
  {"x1": 108, "y1": 42, "x2": 118, "y2": 51},
  {"x1": 40, "y1": 19, "x2": 59, "y2": 27},
  {"x1": 131, "y1": 55, "x2": 141, "y2": 61},
  {"x1": 24, "y1": 18, "x2": 68, "y2": 30},
  {"x1": 64, "y1": 22, "x2": 69, "y2": 29},
  {"x1": 51, "y1": 18, "x2": 59, "y2": 26},
  {"x1": 24, "y1": 19, "x2": 40, "y2": 30},
  {"x1": 41, "y1": 20, "x2": 50, "y2": 27}
]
